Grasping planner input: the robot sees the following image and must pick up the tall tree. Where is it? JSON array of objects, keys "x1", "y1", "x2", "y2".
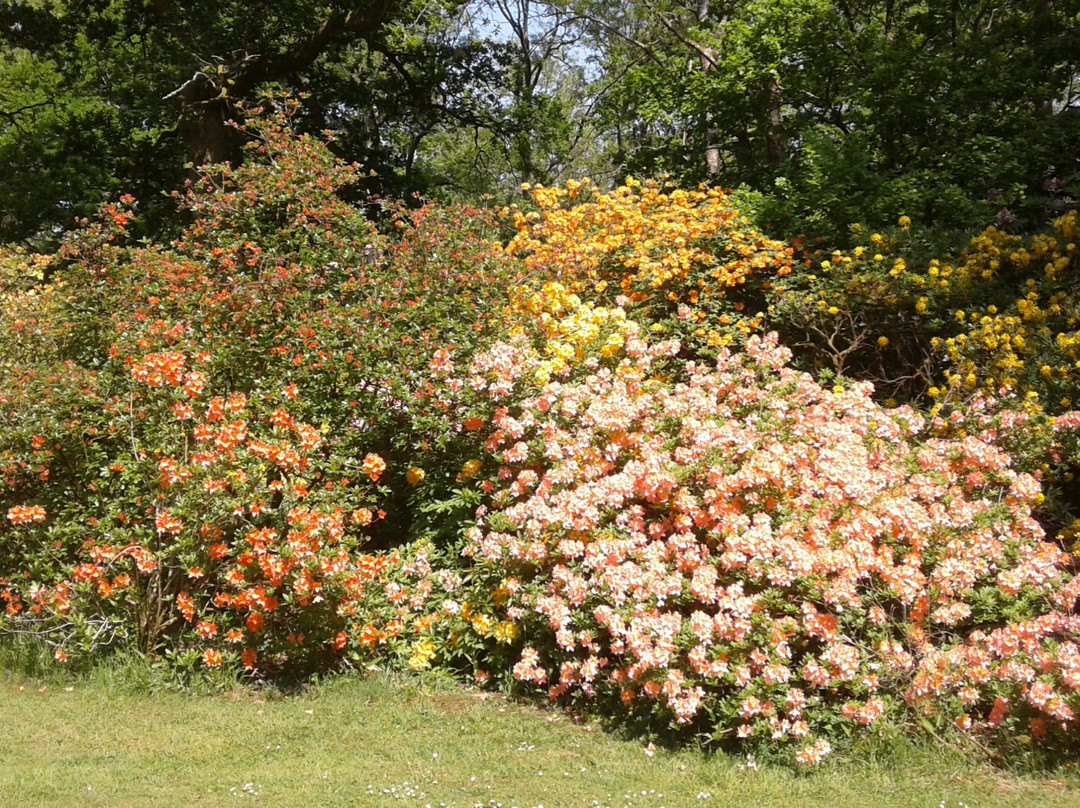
[
  {"x1": 589, "y1": 0, "x2": 1080, "y2": 238},
  {"x1": 416, "y1": 0, "x2": 613, "y2": 196},
  {"x1": 0, "y1": 0, "x2": 480, "y2": 244}
]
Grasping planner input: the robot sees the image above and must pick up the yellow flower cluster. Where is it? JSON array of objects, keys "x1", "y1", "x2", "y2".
[
  {"x1": 0, "y1": 246, "x2": 64, "y2": 368},
  {"x1": 773, "y1": 210, "x2": 1080, "y2": 415},
  {"x1": 510, "y1": 178, "x2": 747, "y2": 291},
  {"x1": 407, "y1": 638, "x2": 436, "y2": 670},
  {"x1": 511, "y1": 281, "x2": 636, "y2": 384},
  {"x1": 938, "y1": 211, "x2": 1080, "y2": 405},
  {"x1": 507, "y1": 178, "x2": 793, "y2": 351}
]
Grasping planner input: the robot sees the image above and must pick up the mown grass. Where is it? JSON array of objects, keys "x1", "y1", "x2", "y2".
[{"x1": 1, "y1": 649, "x2": 1078, "y2": 808}]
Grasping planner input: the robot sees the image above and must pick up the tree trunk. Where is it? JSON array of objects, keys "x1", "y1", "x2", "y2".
[
  {"x1": 765, "y1": 75, "x2": 785, "y2": 166},
  {"x1": 178, "y1": 96, "x2": 245, "y2": 169},
  {"x1": 163, "y1": 1, "x2": 396, "y2": 168},
  {"x1": 698, "y1": 0, "x2": 720, "y2": 178}
]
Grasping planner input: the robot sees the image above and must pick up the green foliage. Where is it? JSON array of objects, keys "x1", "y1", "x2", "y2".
[
  {"x1": 0, "y1": 45, "x2": 180, "y2": 246},
  {"x1": 596, "y1": 0, "x2": 1080, "y2": 242},
  {"x1": 0, "y1": 0, "x2": 522, "y2": 244}
]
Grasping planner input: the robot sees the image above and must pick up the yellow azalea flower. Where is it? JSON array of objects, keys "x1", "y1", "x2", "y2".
[
  {"x1": 406, "y1": 466, "x2": 425, "y2": 486},
  {"x1": 471, "y1": 613, "x2": 495, "y2": 636},
  {"x1": 459, "y1": 459, "x2": 483, "y2": 480},
  {"x1": 407, "y1": 639, "x2": 437, "y2": 671},
  {"x1": 493, "y1": 621, "x2": 518, "y2": 644}
]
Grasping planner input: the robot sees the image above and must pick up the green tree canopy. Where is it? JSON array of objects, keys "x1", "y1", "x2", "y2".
[
  {"x1": 0, "y1": 0, "x2": 519, "y2": 244},
  {"x1": 591, "y1": 0, "x2": 1080, "y2": 239}
]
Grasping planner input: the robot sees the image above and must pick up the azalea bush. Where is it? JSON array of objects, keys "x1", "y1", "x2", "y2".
[
  {"x1": 506, "y1": 178, "x2": 795, "y2": 356},
  {"x1": 766, "y1": 211, "x2": 1080, "y2": 529},
  {"x1": 767, "y1": 211, "x2": 1080, "y2": 410},
  {"x1": 422, "y1": 288, "x2": 1080, "y2": 762},
  {"x1": 0, "y1": 105, "x2": 524, "y2": 669}
]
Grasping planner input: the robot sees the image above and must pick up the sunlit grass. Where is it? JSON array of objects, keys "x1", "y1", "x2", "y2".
[{"x1": 2, "y1": 650, "x2": 1078, "y2": 808}]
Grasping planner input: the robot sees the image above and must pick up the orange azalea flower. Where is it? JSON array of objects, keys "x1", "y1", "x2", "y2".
[
  {"x1": 176, "y1": 591, "x2": 196, "y2": 621},
  {"x1": 205, "y1": 397, "x2": 225, "y2": 422},
  {"x1": 133, "y1": 549, "x2": 157, "y2": 574},
  {"x1": 131, "y1": 351, "x2": 186, "y2": 387},
  {"x1": 202, "y1": 649, "x2": 223, "y2": 668},
  {"x1": 155, "y1": 509, "x2": 183, "y2": 535},
  {"x1": 361, "y1": 453, "x2": 386, "y2": 482},
  {"x1": 358, "y1": 623, "x2": 379, "y2": 645},
  {"x1": 225, "y1": 568, "x2": 246, "y2": 586},
  {"x1": 182, "y1": 370, "x2": 206, "y2": 398},
  {"x1": 241, "y1": 648, "x2": 257, "y2": 669},
  {"x1": 988, "y1": 697, "x2": 1009, "y2": 727},
  {"x1": 6, "y1": 505, "x2": 46, "y2": 525}
]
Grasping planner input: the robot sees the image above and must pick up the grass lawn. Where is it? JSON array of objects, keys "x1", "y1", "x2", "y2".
[{"x1": 1, "y1": 665, "x2": 1077, "y2": 808}]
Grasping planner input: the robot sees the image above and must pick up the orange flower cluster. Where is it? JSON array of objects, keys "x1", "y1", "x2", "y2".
[
  {"x1": 3, "y1": 356, "x2": 405, "y2": 669},
  {"x1": 130, "y1": 351, "x2": 187, "y2": 387},
  {"x1": 361, "y1": 453, "x2": 386, "y2": 482},
  {"x1": 6, "y1": 504, "x2": 46, "y2": 524}
]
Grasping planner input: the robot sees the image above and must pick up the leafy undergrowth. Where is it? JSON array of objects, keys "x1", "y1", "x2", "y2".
[{"x1": 1, "y1": 646, "x2": 1078, "y2": 808}]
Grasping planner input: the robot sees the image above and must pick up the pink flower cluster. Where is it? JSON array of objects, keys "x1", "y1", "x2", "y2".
[{"x1": 446, "y1": 328, "x2": 1080, "y2": 758}]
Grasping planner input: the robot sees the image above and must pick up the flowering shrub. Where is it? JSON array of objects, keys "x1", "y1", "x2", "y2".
[
  {"x1": 0, "y1": 106, "x2": 523, "y2": 669},
  {"x1": 506, "y1": 178, "x2": 795, "y2": 355},
  {"x1": 4, "y1": 111, "x2": 1080, "y2": 765},
  {"x1": 768, "y1": 212, "x2": 1080, "y2": 409},
  {"x1": 767, "y1": 212, "x2": 1080, "y2": 531},
  {"x1": 935, "y1": 211, "x2": 1080, "y2": 406},
  {"x1": 426, "y1": 292, "x2": 1080, "y2": 761}
]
